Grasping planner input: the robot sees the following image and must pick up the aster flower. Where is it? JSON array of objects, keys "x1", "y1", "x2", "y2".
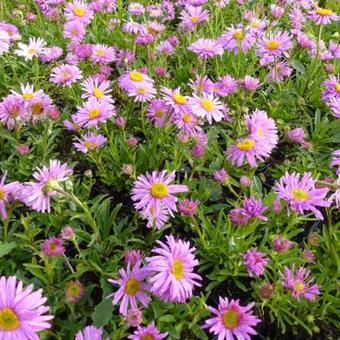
[
  {"x1": 287, "y1": 128, "x2": 305, "y2": 144},
  {"x1": 328, "y1": 176, "x2": 340, "y2": 208},
  {"x1": 50, "y1": 64, "x2": 82, "y2": 86},
  {"x1": 179, "y1": 5, "x2": 209, "y2": 31},
  {"x1": 146, "y1": 99, "x2": 169, "y2": 128},
  {"x1": 64, "y1": 0, "x2": 94, "y2": 25},
  {"x1": 240, "y1": 75, "x2": 260, "y2": 91},
  {"x1": 242, "y1": 196, "x2": 268, "y2": 221},
  {"x1": 242, "y1": 248, "x2": 268, "y2": 277},
  {"x1": 274, "y1": 172, "x2": 330, "y2": 220},
  {"x1": 308, "y1": 7, "x2": 339, "y2": 25},
  {"x1": 128, "y1": 3, "x2": 145, "y2": 16},
  {"x1": 118, "y1": 70, "x2": 154, "y2": 91},
  {"x1": 272, "y1": 235, "x2": 293, "y2": 253},
  {"x1": 108, "y1": 261, "x2": 151, "y2": 316},
  {"x1": 161, "y1": 87, "x2": 189, "y2": 114},
  {"x1": 179, "y1": 199, "x2": 199, "y2": 216},
  {"x1": 65, "y1": 280, "x2": 84, "y2": 302},
  {"x1": 146, "y1": 234, "x2": 202, "y2": 303},
  {"x1": 81, "y1": 78, "x2": 113, "y2": 102},
  {"x1": 189, "y1": 38, "x2": 223, "y2": 59},
  {"x1": 60, "y1": 225, "x2": 75, "y2": 240},
  {"x1": 189, "y1": 75, "x2": 215, "y2": 95},
  {"x1": 142, "y1": 205, "x2": 171, "y2": 230},
  {"x1": 0, "y1": 173, "x2": 21, "y2": 220},
  {"x1": 156, "y1": 40, "x2": 174, "y2": 55},
  {"x1": 127, "y1": 84, "x2": 157, "y2": 103},
  {"x1": 90, "y1": 44, "x2": 116, "y2": 64},
  {"x1": 42, "y1": 237, "x2": 64, "y2": 256},
  {"x1": 23, "y1": 160, "x2": 72, "y2": 213},
  {"x1": 0, "y1": 94, "x2": 28, "y2": 129},
  {"x1": 73, "y1": 98, "x2": 115, "y2": 128},
  {"x1": 75, "y1": 325, "x2": 103, "y2": 340},
  {"x1": 126, "y1": 309, "x2": 142, "y2": 327},
  {"x1": 189, "y1": 93, "x2": 229, "y2": 124},
  {"x1": 220, "y1": 25, "x2": 255, "y2": 54},
  {"x1": 28, "y1": 93, "x2": 54, "y2": 123},
  {"x1": 204, "y1": 297, "x2": 261, "y2": 340},
  {"x1": 214, "y1": 75, "x2": 238, "y2": 96},
  {"x1": 0, "y1": 276, "x2": 53, "y2": 339},
  {"x1": 132, "y1": 170, "x2": 187, "y2": 219},
  {"x1": 213, "y1": 169, "x2": 229, "y2": 184},
  {"x1": 268, "y1": 61, "x2": 292, "y2": 81},
  {"x1": 15, "y1": 37, "x2": 46, "y2": 60},
  {"x1": 128, "y1": 322, "x2": 167, "y2": 340},
  {"x1": 330, "y1": 150, "x2": 340, "y2": 175},
  {"x1": 230, "y1": 208, "x2": 250, "y2": 225},
  {"x1": 11, "y1": 83, "x2": 41, "y2": 103},
  {"x1": 289, "y1": 8, "x2": 305, "y2": 30},
  {"x1": 0, "y1": 30, "x2": 10, "y2": 56},
  {"x1": 63, "y1": 20, "x2": 86, "y2": 42},
  {"x1": 172, "y1": 110, "x2": 199, "y2": 136},
  {"x1": 73, "y1": 132, "x2": 107, "y2": 153},
  {"x1": 124, "y1": 250, "x2": 144, "y2": 267},
  {"x1": 282, "y1": 266, "x2": 320, "y2": 301},
  {"x1": 321, "y1": 75, "x2": 340, "y2": 101},
  {"x1": 302, "y1": 249, "x2": 316, "y2": 263}
]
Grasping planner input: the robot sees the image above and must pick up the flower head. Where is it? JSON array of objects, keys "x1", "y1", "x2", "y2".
[
  {"x1": 272, "y1": 235, "x2": 293, "y2": 253},
  {"x1": 189, "y1": 38, "x2": 223, "y2": 59},
  {"x1": 74, "y1": 132, "x2": 107, "y2": 153},
  {"x1": 15, "y1": 37, "x2": 46, "y2": 60},
  {"x1": 42, "y1": 237, "x2": 65, "y2": 256},
  {"x1": 75, "y1": 325, "x2": 103, "y2": 340},
  {"x1": 50, "y1": 64, "x2": 82, "y2": 86},
  {"x1": 66, "y1": 280, "x2": 84, "y2": 302},
  {"x1": 242, "y1": 248, "x2": 268, "y2": 277},
  {"x1": 179, "y1": 199, "x2": 199, "y2": 216},
  {"x1": 309, "y1": 7, "x2": 339, "y2": 25},
  {"x1": 128, "y1": 322, "x2": 167, "y2": 340},
  {"x1": 65, "y1": 0, "x2": 94, "y2": 24}
]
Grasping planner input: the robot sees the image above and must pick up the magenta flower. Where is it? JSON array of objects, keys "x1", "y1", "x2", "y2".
[
  {"x1": 0, "y1": 94, "x2": 28, "y2": 129},
  {"x1": 73, "y1": 132, "x2": 107, "y2": 153},
  {"x1": 108, "y1": 262, "x2": 151, "y2": 316},
  {"x1": 179, "y1": 5, "x2": 209, "y2": 31},
  {"x1": 50, "y1": 64, "x2": 82, "y2": 86},
  {"x1": 272, "y1": 235, "x2": 293, "y2": 253},
  {"x1": 23, "y1": 160, "x2": 73, "y2": 213},
  {"x1": 118, "y1": 70, "x2": 154, "y2": 92},
  {"x1": 63, "y1": 20, "x2": 86, "y2": 42},
  {"x1": 90, "y1": 44, "x2": 116, "y2": 64},
  {"x1": 204, "y1": 297, "x2": 261, "y2": 340},
  {"x1": 73, "y1": 98, "x2": 115, "y2": 128},
  {"x1": 322, "y1": 75, "x2": 340, "y2": 101},
  {"x1": 146, "y1": 234, "x2": 202, "y2": 303},
  {"x1": 330, "y1": 150, "x2": 340, "y2": 175},
  {"x1": 60, "y1": 225, "x2": 75, "y2": 240},
  {"x1": 329, "y1": 97, "x2": 340, "y2": 118},
  {"x1": 274, "y1": 172, "x2": 330, "y2": 220},
  {"x1": 268, "y1": 61, "x2": 292, "y2": 81},
  {"x1": 124, "y1": 250, "x2": 144, "y2": 267},
  {"x1": 178, "y1": 199, "x2": 199, "y2": 216},
  {"x1": 142, "y1": 204, "x2": 170, "y2": 230},
  {"x1": 0, "y1": 173, "x2": 21, "y2": 220},
  {"x1": 242, "y1": 248, "x2": 268, "y2": 277},
  {"x1": 64, "y1": 0, "x2": 94, "y2": 25},
  {"x1": 131, "y1": 170, "x2": 188, "y2": 218},
  {"x1": 161, "y1": 86, "x2": 189, "y2": 113},
  {"x1": 146, "y1": 99, "x2": 169, "y2": 128},
  {"x1": 128, "y1": 322, "x2": 168, "y2": 340},
  {"x1": 282, "y1": 266, "x2": 320, "y2": 301},
  {"x1": 127, "y1": 84, "x2": 157, "y2": 103},
  {"x1": 0, "y1": 276, "x2": 53, "y2": 338},
  {"x1": 213, "y1": 169, "x2": 229, "y2": 184},
  {"x1": 308, "y1": 7, "x2": 339, "y2": 25},
  {"x1": 230, "y1": 208, "x2": 250, "y2": 225},
  {"x1": 172, "y1": 110, "x2": 199, "y2": 136},
  {"x1": 41, "y1": 46, "x2": 63, "y2": 62},
  {"x1": 289, "y1": 8, "x2": 305, "y2": 30},
  {"x1": 189, "y1": 38, "x2": 224, "y2": 59},
  {"x1": 42, "y1": 237, "x2": 65, "y2": 256},
  {"x1": 75, "y1": 325, "x2": 103, "y2": 340},
  {"x1": 81, "y1": 77, "x2": 113, "y2": 102},
  {"x1": 240, "y1": 75, "x2": 260, "y2": 91},
  {"x1": 125, "y1": 309, "x2": 142, "y2": 327},
  {"x1": 215, "y1": 75, "x2": 238, "y2": 96},
  {"x1": 242, "y1": 196, "x2": 268, "y2": 221},
  {"x1": 220, "y1": 25, "x2": 255, "y2": 54},
  {"x1": 287, "y1": 128, "x2": 305, "y2": 144}
]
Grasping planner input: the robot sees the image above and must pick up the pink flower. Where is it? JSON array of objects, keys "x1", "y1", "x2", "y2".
[
  {"x1": 321, "y1": 75, "x2": 340, "y2": 101},
  {"x1": 126, "y1": 309, "x2": 142, "y2": 327},
  {"x1": 75, "y1": 325, "x2": 103, "y2": 340},
  {"x1": 308, "y1": 7, "x2": 339, "y2": 25},
  {"x1": 146, "y1": 99, "x2": 169, "y2": 128},
  {"x1": 189, "y1": 38, "x2": 224, "y2": 59},
  {"x1": 179, "y1": 199, "x2": 199, "y2": 216},
  {"x1": 81, "y1": 77, "x2": 113, "y2": 102},
  {"x1": 124, "y1": 250, "x2": 144, "y2": 267},
  {"x1": 240, "y1": 176, "x2": 251, "y2": 187},
  {"x1": 330, "y1": 150, "x2": 340, "y2": 175},
  {"x1": 66, "y1": 280, "x2": 84, "y2": 302},
  {"x1": 127, "y1": 84, "x2": 157, "y2": 103},
  {"x1": 272, "y1": 235, "x2": 293, "y2": 253},
  {"x1": 161, "y1": 87, "x2": 189, "y2": 114},
  {"x1": 108, "y1": 262, "x2": 151, "y2": 316},
  {"x1": 287, "y1": 128, "x2": 305, "y2": 144},
  {"x1": 242, "y1": 248, "x2": 268, "y2": 277},
  {"x1": 0, "y1": 173, "x2": 21, "y2": 219},
  {"x1": 213, "y1": 169, "x2": 229, "y2": 184},
  {"x1": 128, "y1": 322, "x2": 167, "y2": 340},
  {"x1": 220, "y1": 25, "x2": 255, "y2": 54},
  {"x1": 60, "y1": 225, "x2": 75, "y2": 240},
  {"x1": 282, "y1": 266, "x2": 320, "y2": 301},
  {"x1": 65, "y1": 0, "x2": 94, "y2": 25},
  {"x1": 90, "y1": 44, "x2": 116, "y2": 64},
  {"x1": 50, "y1": 64, "x2": 82, "y2": 86},
  {"x1": 204, "y1": 297, "x2": 261, "y2": 340},
  {"x1": 240, "y1": 75, "x2": 260, "y2": 91},
  {"x1": 63, "y1": 20, "x2": 86, "y2": 42},
  {"x1": 179, "y1": 5, "x2": 209, "y2": 31},
  {"x1": 118, "y1": 70, "x2": 154, "y2": 92},
  {"x1": 42, "y1": 237, "x2": 65, "y2": 256},
  {"x1": 41, "y1": 46, "x2": 63, "y2": 62},
  {"x1": 0, "y1": 94, "x2": 28, "y2": 129},
  {"x1": 146, "y1": 235, "x2": 202, "y2": 303},
  {"x1": 73, "y1": 132, "x2": 107, "y2": 153}
]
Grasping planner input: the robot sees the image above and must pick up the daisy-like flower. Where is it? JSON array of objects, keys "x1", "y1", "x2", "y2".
[
  {"x1": 329, "y1": 97, "x2": 340, "y2": 118},
  {"x1": 214, "y1": 75, "x2": 238, "y2": 96},
  {"x1": 73, "y1": 98, "x2": 115, "y2": 128},
  {"x1": 308, "y1": 7, "x2": 339, "y2": 25},
  {"x1": 146, "y1": 99, "x2": 169, "y2": 128},
  {"x1": 64, "y1": 0, "x2": 94, "y2": 25},
  {"x1": 65, "y1": 280, "x2": 84, "y2": 302},
  {"x1": 81, "y1": 78, "x2": 113, "y2": 102},
  {"x1": 226, "y1": 137, "x2": 271, "y2": 167},
  {"x1": 126, "y1": 309, "x2": 142, "y2": 327},
  {"x1": 146, "y1": 235, "x2": 201, "y2": 303},
  {"x1": 189, "y1": 93, "x2": 228, "y2": 124},
  {"x1": 256, "y1": 30, "x2": 293, "y2": 63},
  {"x1": 178, "y1": 199, "x2": 199, "y2": 216},
  {"x1": 287, "y1": 128, "x2": 305, "y2": 144},
  {"x1": 0, "y1": 94, "x2": 28, "y2": 129},
  {"x1": 172, "y1": 110, "x2": 199, "y2": 136},
  {"x1": 242, "y1": 197, "x2": 268, "y2": 221},
  {"x1": 42, "y1": 237, "x2": 64, "y2": 256},
  {"x1": 127, "y1": 84, "x2": 157, "y2": 103},
  {"x1": 240, "y1": 75, "x2": 260, "y2": 91},
  {"x1": 189, "y1": 75, "x2": 215, "y2": 95},
  {"x1": 0, "y1": 173, "x2": 21, "y2": 220},
  {"x1": 213, "y1": 169, "x2": 229, "y2": 184},
  {"x1": 142, "y1": 204, "x2": 171, "y2": 230},
  {"x1": 50, "y1": 64, "x2": 82, "y2": 86},
  {"x1": 0, "y1": 275, "x2": 53, "y2": 339},
  {"x1": 28, "y1": 93, "x2": 54, "y2": 123},
  {"x1": 124, "y1": 250, "x2": 144, "y2": 267},
  {"x1": 108, "y1": 261, "x2": 151, "y2": 316},
  {"x1": 282, "y1": 266, "x2": 320, "y2": 301},
  {"x1": 22, "y1": 160, "x2": 73, "y2": 213},
  {"x1": 11, "y1": 83, "x2": 43, "y2": 103},
  {"x1": 41, "y1": 46, "x2": 63, "y2": 62},
  {"x1": 128, "y1": 2, "x2": 145, "y2": 16},
  {"x1": 131, "y1": 170, "x2": 188, "y2": 218},
  {"x1": 220, "y1": 25, "x2": 255, "y2": 54},
  {"x1": 274, "y1": 172, "x2": 330, "y2": 220},
  {"x1": 328, "y1": 176, "x2": 340, "y2": 208},
  {"x1": 74, "y1": 132, "x2": 107, "y2": 153},
  {"x1": 128, "y1": 322, "x2": 168, "y2": 340},
  {"x1": 156, "y1": 40, "x2": 174, "y2": 55},
  {"x1": 289, "y1": 8, "x2": 305, "y2": 30},
  {"x1": 242, "y1": 248, "x2": 268, "y2": 277},
  {"x1": 268, "y1": 60, "x2": 292, "y2": 81},
  {"x1": 63, "y1": 20, "x2": 86, "y2": 42},
  {"x1": 272, "y1": 235, "x2": 293, "y2": 253},
  {"x1": 118, "y1": 70, "x2": 154, "y2": 91},
  {"x1": 179, "y1": 5, "x2": 209, "y2": 31},
  {"x1": 15, "y1": 37, "x2": 46, "y2": 60},
  {"x1": 90, "y1": 44, "x2": 116, "y2": 64},
  {"x1": 330, "y1": 150, "x2": 340, "y2": 175},
  {"x1": 189, "y1": 38, "x2": 223, "y2": 59},
  {"x1": 75, "y1": 325, "x2": 103, "y2": 340},
  {"x1": 161, "y1": 87, "x2": 189, "y2": 113},
  {"x1": 321, "y1": 75, "x2": 340, "y2": 101},
  {"x1": 204, "y1": 297, "x2": 261, "y2": 340},
  {"x1": 0, "y1": 29, "x2": 10, "y2": 56}
]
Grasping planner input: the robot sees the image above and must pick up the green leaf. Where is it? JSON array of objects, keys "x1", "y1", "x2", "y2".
[
  {"x1": 0, "y1": 242, "x2": 16, "y2": 257},
  {"x1": 159, "y1": 314, "x2": 176, "y2": 323},
  {"x1": 291, "y1": 60, "x2": 306, "y2": 75},
  {"x1": 91, "y1": 299, "x2": 113, "y2": 328}
]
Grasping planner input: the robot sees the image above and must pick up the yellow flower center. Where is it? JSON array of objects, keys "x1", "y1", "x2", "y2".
[
  {"x1": 316, "y1": 8, "x2": 332, "y2": 16},
  {"x1": 335, "y1": 83, "x2": 340, "y2": 93},
  {"x1": 141, "y1": 334, "x2": 154, "y2": 340},
  {"x1": 266, "y1": 40, "x2": 280, "y2": 50},
  {"x1": 84, "y1": 141, "x2": 98, "y2": 149},
  {"x1": 0, "y1": 188, "x2": 5, "y2": 200},
  {"x1": 173, "y1": 93, "x2": 187, "y2": 105},
  {"x1": 67, "y1": 282, "x2": 82, "y2": 297},
  {"x1": 93, "y1": 88, "x2": 104, "y2": 98},
  {"x1": 150, "y1": 182, "x2": 168, "y2": 198},
  {"x1": 63, "y1": 72, "x2": 71, "y2": 79},
  {"x1": 95, "y1": 50, "x2": 105, "y2": 57},
  {"x1": 137, "y1": 87, "x2": 147, "y2": 94},
  {"x1": 125, "y1": 278, "x2": 140, "y2": 296},
  {"x1": 129, "y1": 71, "x2": 144, "y2": 82},
  {"x1": 233, "y1": 30, "x2": 244, "y2": 40},
  {"x1": 292, "y1": 188, "x2": 309, "y2": 201},
  {"x1": 88, "y1": 108, "x2": 100, "y2": 119},
  {"x1": 251, "y1": 21, "x2": 260, "y2": 28},
  {"x1": 155, "y1": 109, "x2": 164, "y2": 118},
  {"x1": 190, "y1": 16, "x2": 199, "y2": 23},
  {"x1": 257, "y1": 128, "x2": 264, "y2": 137},
  {"x1": 171, "y1": 258, "x2": 184, "y2": 280},
  {"x1": 22, "y1": 92, "x2": 33, "y2": 100},
  {"x1": 28, "y1": 48, "x2": 37, "y2": 55},
  {"x1": 0, "y1": 308, "x2": 20, "y2": 331},
  {"x1": 294, "y1": 280, "x2": 305, "y2": 293},
  {"x1": 237, "y1": 139, "x2": 255, "y2": 151},
  {"x1": 200, "y1": 99, "x2": 215, "y2": 112},
  {"x1": 73, "y1": 7, "x2": 85, "y2": 17},
  {"x1": 31, "y1": 103, "x2": 43, "y2": 115},
  {"x1": 222, "y1": 309, "x2": 240, "y2": 329},
  {"x1": 183, "y1": 113, "x2": 192, "y2": 123}
]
